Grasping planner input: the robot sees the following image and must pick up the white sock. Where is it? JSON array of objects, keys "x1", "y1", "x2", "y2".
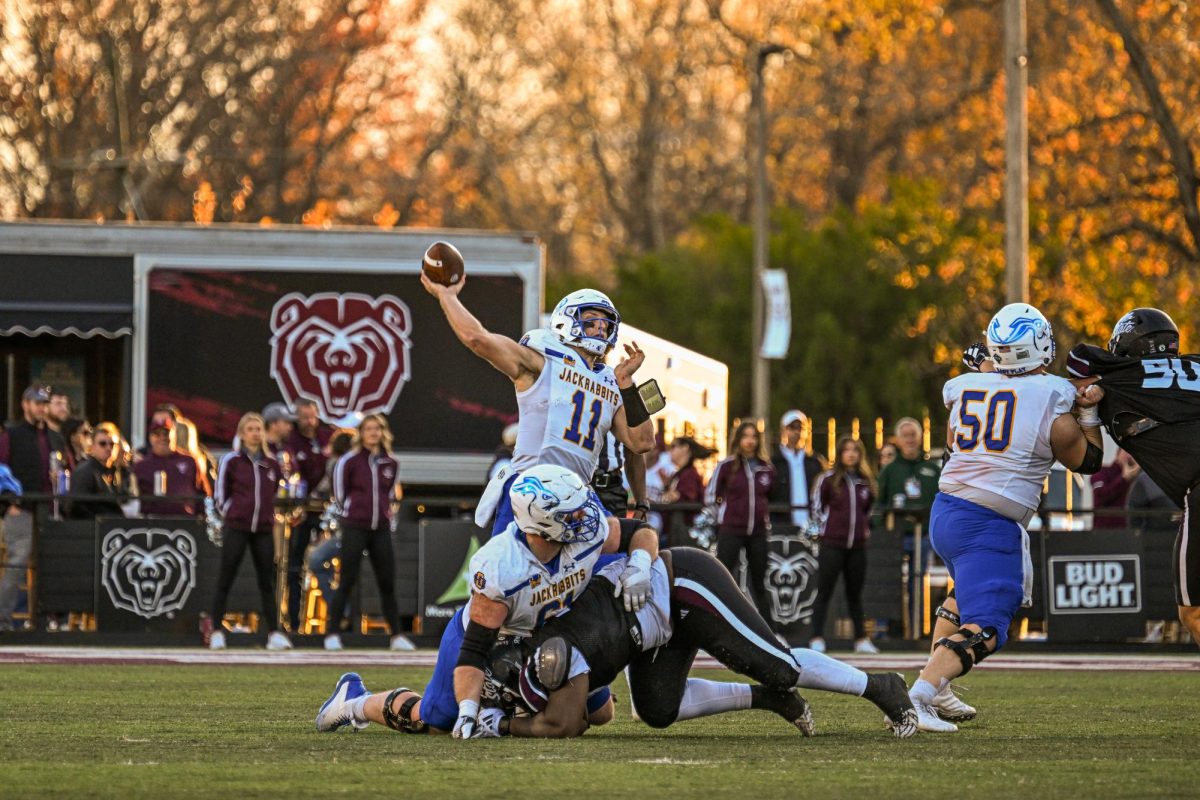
[
  {"x1": 790, "y1": 647, "x2": 869, "y2": 696},
  {"x1": 349, "y1": 692, "x2": 372, "y2": 723},
  {"x1": 910, "y1": 678, "x2": 938, "y2": 704},
  {"x1": 674, "y1": 679, "x2": 752, "y2": 722}
]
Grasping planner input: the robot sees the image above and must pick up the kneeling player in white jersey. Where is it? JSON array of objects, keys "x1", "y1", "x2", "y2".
[
  {"x1": 910, "y1": 303, "x2": 1104, "y2": 732},
  {"x1": 314, "y1": 464, "x2": 658, "y2": 736},
  {"x1": 421, "y1": 271, "x2": 655, "y2": 537}
]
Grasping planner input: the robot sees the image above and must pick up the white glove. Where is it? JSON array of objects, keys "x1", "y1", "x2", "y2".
[
  {"x1": 470, "y1": 707, "x2": 509, "y2": 738},
  {"x1": 451, "y1": 699, "x2": 479, "y2": 739},
  {"x1": 613, "y1": 549, "x2": 654, "y2": 612}
]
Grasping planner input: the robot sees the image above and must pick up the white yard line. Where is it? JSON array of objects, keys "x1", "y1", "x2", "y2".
[{"x1": 0, "y1": 646, "x2": 1196, "y2": 671}]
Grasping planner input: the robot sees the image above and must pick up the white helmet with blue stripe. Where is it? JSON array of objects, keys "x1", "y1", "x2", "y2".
[
  {"x1": 509, "y1": 464, "x2": 602, "y2": 543},
  {"x1": 549, "y1": 289, "x2": 620, "y2": 357},
  {"x1": 985, "y1": 303, "x2": 1056, "y2": 375}
]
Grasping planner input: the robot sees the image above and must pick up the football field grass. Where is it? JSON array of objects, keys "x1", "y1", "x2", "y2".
[{"x1": 1, "y1": 663, "x2": 1197, "y2": 799}]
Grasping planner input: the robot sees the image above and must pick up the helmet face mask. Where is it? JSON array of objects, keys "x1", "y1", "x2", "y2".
[
  {"x1": 985, "y1": 303, "x2": 1056, "y2": 376},
  {"x1": 1107, "y1": 308, "x2": 1180, "y2": 358},
  {"x1": 509, "y1": 464, "x2": 602, "y2": 543},
  {"x1": 549, "y1": 289, "x2": 621, "y2": 358}
]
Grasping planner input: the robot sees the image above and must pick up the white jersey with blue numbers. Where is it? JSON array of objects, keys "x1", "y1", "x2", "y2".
[
  {"x1": 462, "y1": 520, "x2": 608, "y2": 637},
  {"x1": 940, "y1": 371, "x2": 1075, "y2": 514},
  {"x1": 512, "y1": 329, "x2": 623, "y2": 482}
]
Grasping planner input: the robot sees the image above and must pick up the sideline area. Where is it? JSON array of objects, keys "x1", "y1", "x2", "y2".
[{"x1": 1, "y1": 645, "x2": 1196, "y2": 670}]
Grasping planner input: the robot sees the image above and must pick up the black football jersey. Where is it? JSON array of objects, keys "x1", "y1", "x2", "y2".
[
  {"x1": 1066, "y1": 343, "x2": 1200, "y2": 506},
  {"x1": 529, "y1": 574, "x2": 640, "y2": 690}
]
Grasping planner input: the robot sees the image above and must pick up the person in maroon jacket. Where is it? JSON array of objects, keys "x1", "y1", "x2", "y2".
[
  {"x1": 809, "y1": 436, "x2": 878, "y2": 655},
  {"x1": 323, "y1": 413, "x2": 413, "y2": 652},
  {"x1": 1090, "y1": 448, "x2": 1140, "y2": 529},
  {"x1": 132, "y1": 416, "x2": 207, "y2": 516},
  {"x1": 704, "y1": 420, "x2": 776, "y2": 627},
  {"x1": 208, "y1": 412, "x2": 290, "y2": 652},
  {"x1": 659, "y1": 435, "x2": 712, "y2": 547},
  {"x1": 283, "y1": 398, "x2": 334, "y2": 632}
]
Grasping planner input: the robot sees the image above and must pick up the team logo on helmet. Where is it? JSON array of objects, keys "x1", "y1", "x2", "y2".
[
  {"x1": 100, "y1": 528, "x2": 198, "y2": 619},
  {"x1": 511, "y1": 476, "x2": 561, "y2": 510},
  {"x1": 1111, "y1": 313, "x2": 1137, "y2": 338},
  {"x1": 269, "y1": 293, "x2": 413, "y2": 421}
]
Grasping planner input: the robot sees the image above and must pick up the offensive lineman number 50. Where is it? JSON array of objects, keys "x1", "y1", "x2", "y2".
[{"x1": 955, "y1": 389, "x2": 1016, "y2": 452}]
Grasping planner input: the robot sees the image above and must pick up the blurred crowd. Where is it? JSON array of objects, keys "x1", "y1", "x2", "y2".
[{"x1": 0, "y1": 384, "x2": 414, "y2": 652}]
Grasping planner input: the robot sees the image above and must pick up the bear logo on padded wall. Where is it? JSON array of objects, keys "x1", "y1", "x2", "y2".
[
  {"x1": 270, "y1": 292, "x2": 413, "y2": 421},
  {"x1": 100, "y1": 528, "x2": 198, "y2": 619}
]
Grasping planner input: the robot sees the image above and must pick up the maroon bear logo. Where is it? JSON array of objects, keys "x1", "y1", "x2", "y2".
[{"x1": 269, "y1": 293, "x2": 413, "y2": 421}]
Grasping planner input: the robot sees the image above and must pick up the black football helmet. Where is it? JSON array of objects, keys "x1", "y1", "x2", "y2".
[{"x1": 1107, "y1": 307, "x2": 1180, "y2": 357}]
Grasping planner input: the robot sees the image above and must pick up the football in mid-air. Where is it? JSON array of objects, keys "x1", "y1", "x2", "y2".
[{"x1": 422, "y1": 241, "x2": 465, "y2": 286}]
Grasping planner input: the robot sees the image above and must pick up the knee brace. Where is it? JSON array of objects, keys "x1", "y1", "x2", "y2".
[
  {"x1": 934, "y1": 626, "x2": 996, "y2": 675},
  {"x1": 382, "y1": 688, "x2": 427, "y2": 734}
]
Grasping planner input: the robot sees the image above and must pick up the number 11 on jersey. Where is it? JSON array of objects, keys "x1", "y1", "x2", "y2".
[{"x1": 563, "y1": 390, "x2": 602, "y2": 451}]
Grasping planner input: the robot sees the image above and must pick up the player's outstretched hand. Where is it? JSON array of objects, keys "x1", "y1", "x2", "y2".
[
  {"x1": 470, "y1": 708, "x2": 509, "y2": 739},
  {"x1": 614, "y1": 341, "x2": 646, "y2": 386},
  {"x1": 613, "y1": 549, "x2": 653, "y2": 612},
  {"x1": 451, "y1": 699, "x2": 480, "y2": 739},
  {"x1": 420, "y1": 268, "x2": 466, "y2": 299}
]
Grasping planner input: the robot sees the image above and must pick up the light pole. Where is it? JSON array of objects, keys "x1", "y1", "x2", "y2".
[
  {"x1": 752, "y1": 43, "x2": 787, "y2": 424},
  {"x1": 1005, "y1": 0, "x2": 1029, "y2": 303}
]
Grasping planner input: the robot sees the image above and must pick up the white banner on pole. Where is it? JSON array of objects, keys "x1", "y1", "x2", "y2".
[{"x1": 759, "y1": 268, "x2": 791, "y2": 359}]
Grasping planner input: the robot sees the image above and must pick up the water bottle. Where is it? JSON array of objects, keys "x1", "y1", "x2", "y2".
[{"x1": 57, "y1": 469, "x2": 70, "y2": 495}]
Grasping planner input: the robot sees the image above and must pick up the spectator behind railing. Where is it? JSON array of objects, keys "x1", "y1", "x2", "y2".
[
  {"x1": 769, "y1": 409, "x2": 825, "y2": 533},
  {"x1": 659, "y1": 436, "x2": 712, "y2": 547},
  {"x1": 132, "y1": 415, "x2": 208, "y2": 516},
  {"x1": 67, "y1": 423, "x2": 130, "y2": 519},
  {"x1": 809, "y1": 436, "x2": 879, "y2": 655},
  {"x1": 706, "y1": 420, "x2": 776, "y2": 631},
  {"x1": 1127, "y1": 470, "x2": 1180, "y2": 533},
  {"x1": 61, "y1": 418, "x2": 92, "y2": 468},
  {"x1": 1090, "y1": 449, "x2": 1139, "y2": 529}
]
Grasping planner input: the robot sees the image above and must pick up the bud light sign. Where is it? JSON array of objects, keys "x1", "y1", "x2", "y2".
[{"x1": 1049, "y1": 556, "x2": 1141, "y2": 615}]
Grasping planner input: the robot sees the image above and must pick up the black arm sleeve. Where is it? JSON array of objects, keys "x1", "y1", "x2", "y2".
[
  {"x1": 457, "y1": 618, "x2": 501, "y2": 671},
  {"x1": 618, "y1": 517, "x2": 653, "y2": 552},
  {"x1": 1076, "y1": 442, "x2": 1104, "y2": 475}
]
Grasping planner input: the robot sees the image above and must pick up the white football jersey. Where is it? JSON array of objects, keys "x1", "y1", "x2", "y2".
[
  {"x1": 940, "y1": 371, "x2": 1075, "y2": 513},
  {"x1": 511, "y1": 329, "x2": 623, "y2": 482},
  {"x1": 462, "y1": 520, "x2": 608, "y2": 637}
]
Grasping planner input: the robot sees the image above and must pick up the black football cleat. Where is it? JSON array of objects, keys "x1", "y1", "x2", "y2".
[
  {"x1": 864, "y1": 672, "x2": 918, "y2": 738},
  {"x1": 752, "y1": 686, "x2": 815, "y2": 737}
]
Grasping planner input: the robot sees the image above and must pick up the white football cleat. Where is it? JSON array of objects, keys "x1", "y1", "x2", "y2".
[
  {"x1": 932, "y1": 684, "x2": 976, "y2": 722},
  {"x1": 389, "y1": 634, "x2": 416, "y2": 651},
  {"x1": 854, "y1": 638, "x2": 881, "y2": 654},
  {"x1": 324, "y1": 634, "x2": 344, "y2": 651},
  {"x1": 209, "y1": 631, "x2": 227, "y2": 651},
  {"x1": 315, "y1": 672, "x2": 370, "y2": 732},
  {"x1": 911, "y1": 695, "x2": 958, "y2": 733},
  {"x1": 266, "y1": 631, "x2": 293, "y2": 651}
]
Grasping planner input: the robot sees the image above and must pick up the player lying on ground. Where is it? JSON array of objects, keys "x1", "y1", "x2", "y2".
[
  {"x1": 315, "y1": 463, "x2": 657, "y2": 736},
  {"x1": 317, "y1": 546, "x2": 918, "y2": 739},
  {"x1": 911, "y1": 303, "x2": 1103, "y2": 733}
]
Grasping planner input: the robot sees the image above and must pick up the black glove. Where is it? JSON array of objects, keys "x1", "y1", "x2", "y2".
[{"x1": 962, "y1": 342, "x2": 990, "y2": 371}]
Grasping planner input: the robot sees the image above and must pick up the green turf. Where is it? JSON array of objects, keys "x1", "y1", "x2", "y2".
[{"x1": 1, "y1": 664, "x2": 1196, "y2": 798}]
